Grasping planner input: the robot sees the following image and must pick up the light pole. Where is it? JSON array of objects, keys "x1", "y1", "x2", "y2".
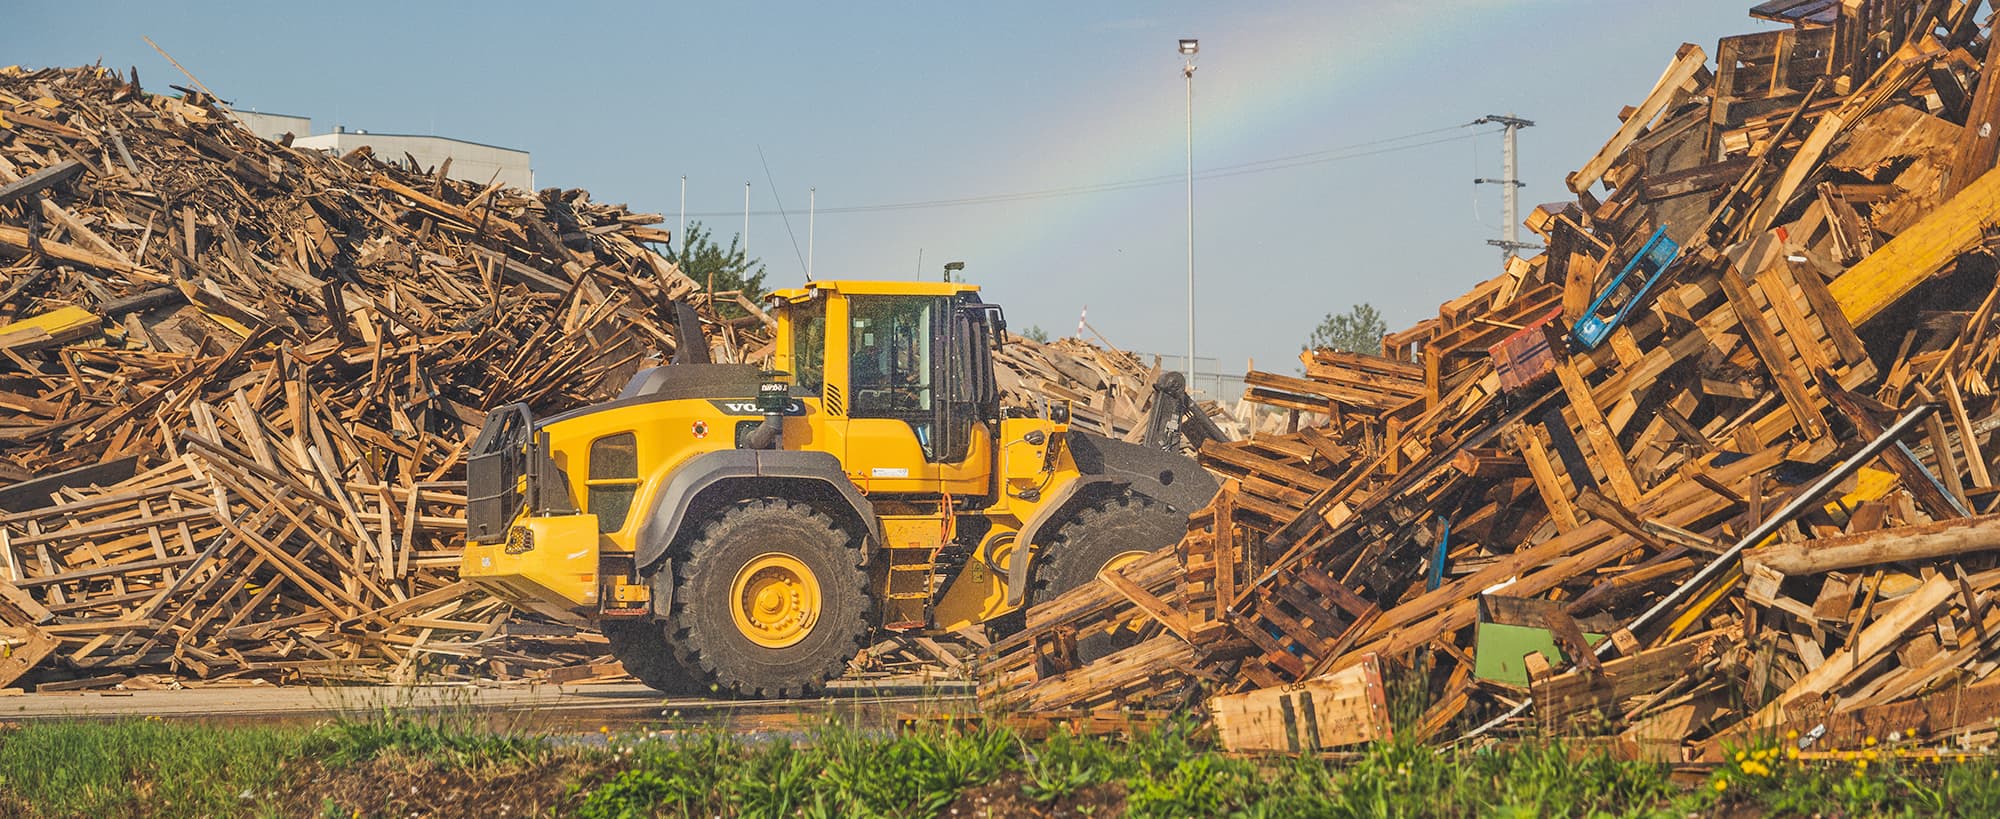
[{"x1": 1180, "y1": 37, "x2": 1199, "y2": 387}]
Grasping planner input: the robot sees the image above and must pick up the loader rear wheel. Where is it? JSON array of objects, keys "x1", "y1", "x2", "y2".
[
  {"x1": 1033, "y1": 494, "x2": 1184, "y2": 661},
  {"x1": 668, "y1": 498, "x2": 871, "y2": 698},
  {"x1": 601, "y1": 619, "x2": 703, "y2": 695}
]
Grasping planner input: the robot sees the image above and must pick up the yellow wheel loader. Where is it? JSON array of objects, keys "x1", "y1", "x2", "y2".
[{"x1": 460, "y1": 280, "x2": 1219, "y2": 698}]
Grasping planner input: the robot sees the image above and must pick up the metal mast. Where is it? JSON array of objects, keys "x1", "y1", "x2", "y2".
[
  {"x1": 1180, "y1": 38, "x2": 1200, "y2": 386},
  {"x1": 1473, "y1": 114, "x2": 1538, "y2": 261}
]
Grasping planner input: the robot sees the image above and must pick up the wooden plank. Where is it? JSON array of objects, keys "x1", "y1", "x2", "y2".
[
  {"x1": 1758, "y1": 573, "x2": 1956, "y2": 722},
  {"x1": 1532, "y1": 630, "x2": 1728, "y2": 724},
  {"x1": 1747, "y1": 512, "x2": 2000, "y2": 575},
  {"x1": 1513, "y1": 426, "x2": 1580, "y2": 532},
  {"x1": 1210, "y1": 654, "x2": 1392, "y2": 753},
  {"x1": 1829, "y1": 157, "x2": 2000, "y2": 326},
  {"x1": 1553, "y1": 356, "x2": 1642, "y2": 506},
  {"x1": 1095, "y1": 563, "x2": 1191, "y2": 641},
  {"x1": 1946, "y1": 375, "x2": 1992, "y2": 488},
  {"x1": 0, "y1": 160, "x2": 85, "y2": 205},
  {"x1": 1569, "y1": 44, "x2": 1709, "y2": 194},
  {"x1": 1946, "y1": 23, "x2": 2000, "y2": 198},
  {"x1": 1719, "y1": 268, "x2": 1827, "y2": 439}
]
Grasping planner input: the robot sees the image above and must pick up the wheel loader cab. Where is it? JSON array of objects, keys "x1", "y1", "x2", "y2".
[{"x1": 769, "y1": 281, "x2": 1002, "y2": 496}]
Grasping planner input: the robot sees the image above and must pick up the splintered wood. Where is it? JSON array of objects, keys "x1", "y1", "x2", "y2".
[
  {"x1": 0, "y1": 65, "x2": 1191, "y2": 689},
  {"x1": 0, "y1": 65, "x2": 719, "y2": 687},
  {"x1": 995, "y1": 335, "x2": 1242, "y2": 445},
  {"x1": 982, "y1": 0, "x2": 2000, "y2": 759}
]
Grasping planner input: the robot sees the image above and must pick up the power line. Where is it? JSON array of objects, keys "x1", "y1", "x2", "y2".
[{"x1": 683, "y1": 122, "x2": 1495, "y2": 219}]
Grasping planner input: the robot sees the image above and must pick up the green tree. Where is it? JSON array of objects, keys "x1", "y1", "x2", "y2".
[
  {"x1": 664, "y1": 220, "x2": 767, "y2": 304},
  {"x1": 1306, "y1": 303, "x2": 1387, "y2": 354},
  {"x1": 1022, "y1": 325, "x2": 1050, "y2": 343}
]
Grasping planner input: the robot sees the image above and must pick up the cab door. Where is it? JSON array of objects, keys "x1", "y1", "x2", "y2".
[
  {"x1": 934, "y1": 302, "x2": 1002, "y2": 497},
  {"x1": 841, "y1": 294, "x2": 946, "y2": 493}
]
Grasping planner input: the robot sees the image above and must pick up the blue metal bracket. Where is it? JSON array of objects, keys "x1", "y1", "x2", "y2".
[
  {"x1": 1570, "y1": 225, "x2": 1680, "y2": 350},
  {"x1": 1427, "y1": 515, "x2": 1451, "y2": 592}
]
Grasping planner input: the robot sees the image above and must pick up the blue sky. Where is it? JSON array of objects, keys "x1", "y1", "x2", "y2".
[{"x1": 10, "y1": 2, "x2": 1776, "y2": 386}]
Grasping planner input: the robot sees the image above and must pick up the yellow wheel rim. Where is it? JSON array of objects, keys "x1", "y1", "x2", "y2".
[{"x1": 730, "y1": 553, "x2": 821, "y2": 649}]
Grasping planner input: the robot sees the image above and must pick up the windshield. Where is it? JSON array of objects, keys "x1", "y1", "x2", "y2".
[{"x1": 848, "y1": 295, "x2": 941, "y2": 417}]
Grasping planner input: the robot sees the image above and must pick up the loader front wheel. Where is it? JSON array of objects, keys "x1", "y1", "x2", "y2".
[
  {"x1": 601, "y1": 619, "x2": 703, "y2": 695},
  {"x1": 668, "y1": 498, "x2": 871, "y2": 698},
  {"x1": 1033, "y1": 494, "x2": 1184, "y2": 661}
]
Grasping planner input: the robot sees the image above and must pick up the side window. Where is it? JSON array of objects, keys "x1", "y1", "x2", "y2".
[
  {"x1": 586, "y1": 432, "x2": 639, "y2": 533},
  {"x1": 790, "y1": 298, "x2": 826, "y2": 393},
  {"x1": 849, "y1": 296, "x2": 939, "y2": 418}
]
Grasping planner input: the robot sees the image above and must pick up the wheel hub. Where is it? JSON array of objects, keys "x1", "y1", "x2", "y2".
[{"x1": 730, "y1": 553, "x2": 821, "y2": 648}]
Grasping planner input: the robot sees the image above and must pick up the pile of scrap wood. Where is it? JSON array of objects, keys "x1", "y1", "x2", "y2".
[
  {"x1": 0, "y1": 64, "x2": 1201, "y2": 689},
  {"x1": 996, "y1": 334, "x2": 1243, "y2": 446},
  {"x1": 0, "y1": 64, "x2": 727, "y2": 687},
  {"x1": 983, "y1": 0, "x2": 2000, "y2": 760}
]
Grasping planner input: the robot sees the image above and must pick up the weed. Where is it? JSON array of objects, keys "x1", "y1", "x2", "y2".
[
  {"x1": 1125, "y1": 752, "x2": 1258, "y2": 817},
  {"x1": 813, "y1": 717, "x2": 1018, "y2": 817},
  {"x1": 307, "y1": 707, "x2": 542, "y2": 766}
]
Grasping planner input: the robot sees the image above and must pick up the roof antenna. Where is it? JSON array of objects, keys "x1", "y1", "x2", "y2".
[{"x1": 756, "y1": 145, "x2": 810, "y2": 278}]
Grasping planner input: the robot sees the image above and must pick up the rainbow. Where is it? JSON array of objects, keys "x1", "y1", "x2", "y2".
[{"x1": 986, "y1": 4, "x2": 1538, "y2": 257}]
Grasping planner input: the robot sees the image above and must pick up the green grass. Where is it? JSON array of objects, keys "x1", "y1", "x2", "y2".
[
  {"x1": 0, "y1": 718, "x2": 306, "y2": 817},
  {"x1": 5, "y1": 712, "x2": 2000, "y2": 817}
]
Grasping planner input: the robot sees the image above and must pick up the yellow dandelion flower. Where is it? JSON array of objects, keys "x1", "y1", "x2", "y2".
[
  {"x1": 1743, "y1": 761, "x2": 1771, "y2": 777},
  {"x1": 1736, "y1": 750, "x2": 1747, "y2": 762},
  {"x1": 1865, "y1": 736, "x2": 1878, "y2": 747},
  {"x1": 1786, "y1": 747, "x2": 1800, "y2": 760},
  {"x1": 1866, "y1": 749, "x2": 1880, "y2": 761},
  {"x1": 1787, "y1": 729, "x2": 1800, "y2": 740},
  {"x1": 1714, "y1": 779, "x2": 1729, "y2": 792},
  {"x1": 1857, "y1": 759, "x2": 1870, "y2": 771}
]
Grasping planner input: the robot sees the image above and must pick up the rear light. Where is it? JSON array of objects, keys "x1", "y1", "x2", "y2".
[{"x1": 505, "y1": 525, "x2": 534, "y2": 554}]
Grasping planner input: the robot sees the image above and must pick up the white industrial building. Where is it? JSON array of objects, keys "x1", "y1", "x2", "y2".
[
  {"x1": 231, "y1": 110, "x2": 312, "y2": 142},
  {"x1": 224, "y1": 108, "x2": 534, "y2": 191}
]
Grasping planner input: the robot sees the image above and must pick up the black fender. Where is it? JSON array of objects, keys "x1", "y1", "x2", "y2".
[
  {"x1": 1003, "y1": 432, "x2": 1219, "y2": 606},
  {"x1": 633, "y1": 449, "x2": 884, "y2": 574}
]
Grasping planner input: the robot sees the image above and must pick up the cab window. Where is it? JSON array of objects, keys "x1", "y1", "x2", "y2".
[
  {"x1": 848, "y1": 295, "x2": 941, "y2": 418},
  {"x1": 789, "y1": 298, "x2": 826, "y2": 393},
  {"x1": 586, "y1": 432, "x2": 639, "y2": 533}
]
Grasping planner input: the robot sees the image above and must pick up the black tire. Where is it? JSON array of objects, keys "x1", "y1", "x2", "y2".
[
  {"x1": 1032, "y1": 494, "x2": 1185, "y2": 661},
  {"x1": 601, "y1": 619, "x2": 703, "y2": 696},
  {"x1": 667, "y1": 498, "x2": 872, "y2": 698}
]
